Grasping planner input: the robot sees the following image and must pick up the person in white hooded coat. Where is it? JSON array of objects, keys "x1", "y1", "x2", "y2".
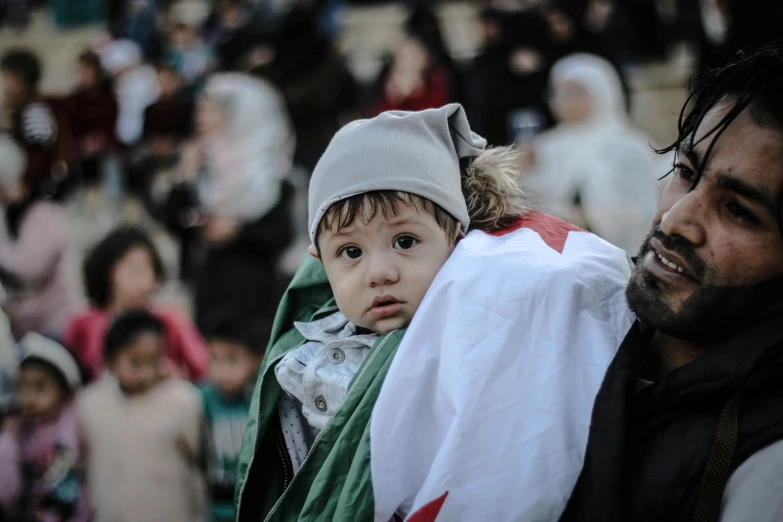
[
  {"x1": 181, "y1": 73, "x2": 296, "y2": 332},
  {"x1": 525, "y1": 53, "x2": 666, "y2": 256}
]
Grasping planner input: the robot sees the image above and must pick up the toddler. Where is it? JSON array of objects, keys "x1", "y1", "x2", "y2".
[
  {"x1": 0, "y1": 333, "x2": 88, "y2": 521},
  {"x1": 235, "y1": 104, "x2": 527, "y2": 520},
  {"x1": 78, "y1": 310, "x2": 206, "y2": 522}
]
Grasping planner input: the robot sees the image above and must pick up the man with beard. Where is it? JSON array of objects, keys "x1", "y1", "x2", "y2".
[{"x1": 559, "y1": 46, "x2": 783, "y2": 522}]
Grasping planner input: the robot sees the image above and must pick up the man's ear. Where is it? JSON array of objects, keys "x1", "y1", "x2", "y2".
[{"x1": 307, "y1": 244, "x2": 320, "y2": 259}]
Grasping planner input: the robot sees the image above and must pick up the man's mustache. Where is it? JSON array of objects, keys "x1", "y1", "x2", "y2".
[{"x1": 642, "y1": 228, "x2": 707, "y2": 281}]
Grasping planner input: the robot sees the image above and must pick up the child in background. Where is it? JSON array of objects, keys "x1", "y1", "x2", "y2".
[
  {"x1": 0, "y1": 48, "x2": 74, "y2": 192},
  {"x1": 201, "y1": 311, "x2": 270, "y2": 522},
  {"x1": 0, "y1": 333, "x2": 89, "y2": 521},
  {"x1": 128, "y1": 64, "x2": 194, "y2": 220},
  {"x1": 78, "y1": 310, "x2": 206, "y2": 522},
  {"x1": 66, "y1": 227, "x2": 209, "y2": 383},
  {"x1": 99, "y1": 39, "x2": 160, "y2": 147},
  {"x1": 165, "y1": 23, "x2": 215, "y2": 92},
  {"x1": 143, "y1": 64, "x2": 194, "y2": 162},
  {"x1": 0, "y1": 133, "x2": 82, "y2": 340},
  {"x1": 65, "y1": 50, "x2": 120, "y2": 192}
]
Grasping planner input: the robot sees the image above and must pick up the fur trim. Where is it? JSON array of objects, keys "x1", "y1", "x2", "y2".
[{"x1": 462, "y1": 146, "x2": 529, "y2": 232}]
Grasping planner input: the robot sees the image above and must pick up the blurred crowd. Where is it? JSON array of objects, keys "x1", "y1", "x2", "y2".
[{"x1": 0, "y1": 0, "x2": 781, "y2": 520}]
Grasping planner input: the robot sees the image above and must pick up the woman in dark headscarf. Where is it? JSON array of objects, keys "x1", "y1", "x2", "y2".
[{"x1": 463, "y1": 9, "x2": 553, "y2": 146}]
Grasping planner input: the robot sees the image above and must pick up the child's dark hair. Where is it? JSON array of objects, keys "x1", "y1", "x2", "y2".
[
  {"x1": 315, "y1": 146, "x2": 528, "y2": 250},
  {"x1": 104, "y1": 309, "x2": 165, "y2": 361},
  {"x1": 203, "y1": 309, "x2": 270, "y2": 355},
  {"x1": 83, "y1": 227, "x2": 165, "y2": 308},
  {"x1": 0, "y1": 48, "x2": 42, "y2": 91},
  {"x1": 78, "y1": 50, "x2": 109, "y2": 85},
  {"x1": 20, "y1": 358, "x2": 70, "y2": 394}
]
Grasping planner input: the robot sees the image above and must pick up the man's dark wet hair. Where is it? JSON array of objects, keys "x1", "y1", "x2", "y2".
[
  {"x1": 83, "y1": 227, "x2": 165, "y2": 308},
  {"x1": 0, "y1": 48, "x2": 42, "y2": 92},
  {"x1": 104, "y1": 309, "x2": 165, "y2": 362},
  {"x1": 657, "y1": 45, "x2": 783, "y2": 231}
]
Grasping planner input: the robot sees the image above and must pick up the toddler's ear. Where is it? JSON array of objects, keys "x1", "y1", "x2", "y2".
[{"x1": 307, "y1": 245, "x2": 320, "y2": 259}]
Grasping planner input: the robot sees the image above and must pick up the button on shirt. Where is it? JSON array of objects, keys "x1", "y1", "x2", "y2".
[{"x1": 275, "y1": 311, "x2": 378, "y2": 432}]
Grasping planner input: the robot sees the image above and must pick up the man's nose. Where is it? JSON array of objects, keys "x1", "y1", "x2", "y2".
[{"x1": 659, "y1": 189, "x2": 707, "y2": 248}]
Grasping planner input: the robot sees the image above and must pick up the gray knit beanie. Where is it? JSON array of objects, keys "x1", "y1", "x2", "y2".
[{"x1": 308, "y1": 103, "x2": 487, "y2": 244}]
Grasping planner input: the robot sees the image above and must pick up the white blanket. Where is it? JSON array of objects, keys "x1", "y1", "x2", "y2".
[{"x1": 370, "y1": 213, "x2": 634, "y2": 522}]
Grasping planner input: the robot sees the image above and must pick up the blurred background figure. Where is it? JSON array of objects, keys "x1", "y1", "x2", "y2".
[
  {"x1": 65, "y1": 50, "x2": 121, "y2": 198},
  {"x1": 206, "y1": 0, "x2": 257, "y2": 71},
  {"x1": 0, "y1": 133, "x2": 82, "y2": 341},
  {"x1": 373, "y1": 5, "x2": 454, "y2": 113},
  {"x1": 66, "y1": 227, "x2": 208, "y2": 382},
  {"x1": 200, "y1": 309, "x2": 270, "y2": 522},
  {"x1": 253, "y1": 5, "x2": 359, "y2": 172},
  {"x1": 99, "y1": 39, "x2": 159, "y2": 149},
  {"x1": 129, "y1": 63, "x2": 194, "y2": 228},
  {"x1": 111, "y1": 0, "x2": 164, "y2": 61},
  {"x1": 1, "y1": 48, "x2": 74, "y2": 196},
  {"x1": 164, "y1": 22, "x2": 215, "y2": 94},
  {"x1": 0, "y1": 333, "x2": 88, "y2": 522},
  {"x1": 78, "y1": 309, "x2": 206, "y2": 522},
  {"x1": 1, "y1": 0, "x2": 30, "y2": 33},
  {"x1": 523, "y1": 53, "x2": 662, "y2": 255},
  {"x1": 175, "y1": 73, "x2": 294, "y2": 331}
]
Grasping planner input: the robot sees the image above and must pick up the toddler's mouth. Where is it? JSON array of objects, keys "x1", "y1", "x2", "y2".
[{"x1": 369, "y1": 296, "x2": 404, "y2": 319}]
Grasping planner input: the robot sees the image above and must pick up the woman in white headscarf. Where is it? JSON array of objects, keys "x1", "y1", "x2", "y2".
[
  {"x1": 194, "y1": 73, "x2": 294, "y2": 222},
  {"x1": 524, "y1": 53, "x2": 664, "y2": 255},
  {"x1": 179, "y1": 73, "x2": 295, "y2": 330}
]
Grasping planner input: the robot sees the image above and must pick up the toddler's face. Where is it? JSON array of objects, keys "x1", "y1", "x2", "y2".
[
  {"x1": 19, "y1": 364, "x2": 66, "y2": 423},
  {"x1": 108, "y1": 333, "x2": 164, "y2": 396},
  {"x1": 315, "y1": 204, "x2": 457, "y2": 334},
  {"x1": 209, "y1": 340, "x2": 263, "y2": 398}
]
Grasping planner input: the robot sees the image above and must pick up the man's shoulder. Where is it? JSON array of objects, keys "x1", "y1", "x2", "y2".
[{"x1": 721, "y1": 439, "x2": 783, "y2": 521}]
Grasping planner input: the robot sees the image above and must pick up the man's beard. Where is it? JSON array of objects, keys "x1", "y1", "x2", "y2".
[{"x1": 626, "y1": 230, "x2": 783, "y2": 344}]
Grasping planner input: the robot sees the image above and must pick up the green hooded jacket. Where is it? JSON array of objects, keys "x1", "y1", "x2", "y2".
[{"x1": 234, "y1": 255, "x2": 404, "y2": 522}]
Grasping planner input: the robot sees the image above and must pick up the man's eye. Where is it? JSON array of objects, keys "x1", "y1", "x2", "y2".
[
  {"x1": 393, "y1": 235, "x2": 419, "y2": 250},
  {"x1": 726, "y1": 202, "x2": 758, "y2": 224},
  {"x1": 339, "y1": 246, "x2": 362, "y2": 260},
  {"x1": 674, "y1": 163, "x2": 696, "y2": 183}
]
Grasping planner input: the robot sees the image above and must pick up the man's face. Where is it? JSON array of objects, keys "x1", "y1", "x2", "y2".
[
  {"x1": 315, "y1": 202, "x2": 457, "y2": 334},
  {"x1": 627, "y1": 102, "x2": 783, "y2": 342}
]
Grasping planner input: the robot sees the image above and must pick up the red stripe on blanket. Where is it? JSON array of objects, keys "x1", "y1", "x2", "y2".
[
  {"x1": 406, "y1": 492, "x2": 449, "y2": 522},
  {"x1": 488, "y1": 211, "x2": 583, "y2": 254}
]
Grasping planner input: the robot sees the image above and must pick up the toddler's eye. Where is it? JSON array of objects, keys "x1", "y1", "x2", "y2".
[
  {"x1": 339, "y1": 246, "x2": 362, "y2": 260},
  {"x1": 393, "y1": 236, "x2": 418, "y2": 250}
]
